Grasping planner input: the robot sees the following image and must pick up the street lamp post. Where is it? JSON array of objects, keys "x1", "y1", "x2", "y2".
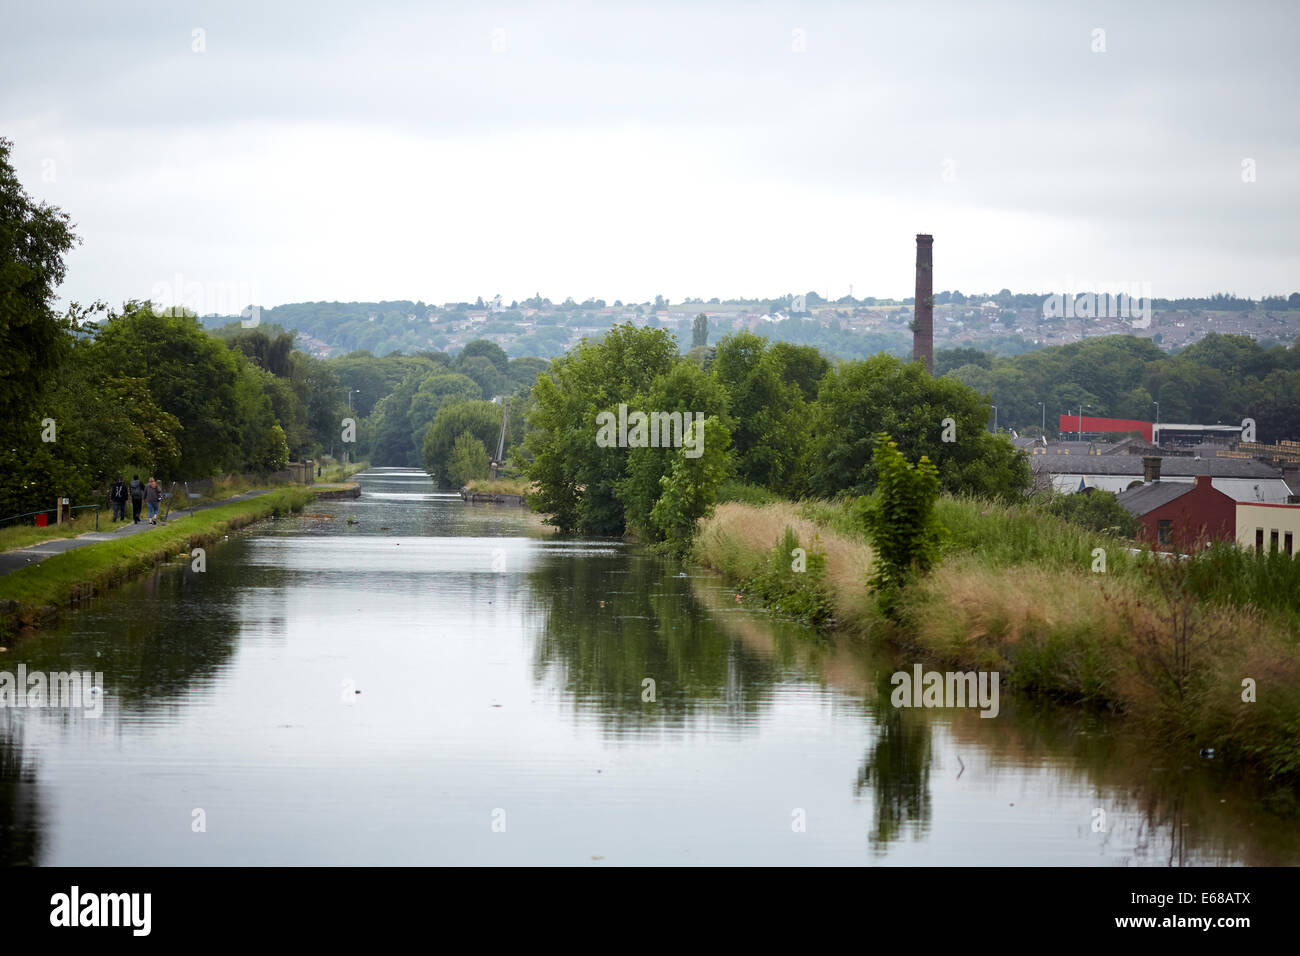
[
  {"x1": 1152, "y1": 401, "x2": 1160, "y2": 445},
  {"x1": 1038, "y1": 401, "x2": 1045, "y2": 435},
  {"x1": 991, "y1": 404, "x2": 998, "y2": 435}
]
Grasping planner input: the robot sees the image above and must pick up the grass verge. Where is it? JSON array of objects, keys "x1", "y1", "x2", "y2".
[{"x1": 0, "y1": 486, "x2": 313, "y2": 636}]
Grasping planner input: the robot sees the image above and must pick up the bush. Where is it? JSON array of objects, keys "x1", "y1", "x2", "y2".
[
  {"x1": 742, "y1": 526, "x2": 834, "y2": 626},
  {"x1": 859, "y1": 435, "x2": 943, "y2": 614},
  {"x1": 1042, "y1": 489, "x2": 1138, "y2": 537}
]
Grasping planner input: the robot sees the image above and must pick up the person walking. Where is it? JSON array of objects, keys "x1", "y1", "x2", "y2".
[
  {"x1": 129, "y1": 474, "x2": 145, "y2": 524},
  {"x1": 110, "y1": 475, "x2": 128, "y2": 522},
  {"x1": 145, "y1": 476, "x2": 162, "y2": 524}
]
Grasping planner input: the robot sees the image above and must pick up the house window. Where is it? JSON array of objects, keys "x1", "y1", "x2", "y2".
[
  {"x1": 1157, "y1": 520, "x2": 1173, "y2": 546},
  {"x1": 1286, "y1": 532, "x2": 1295, "y2": 556},
  {"x1": 1271, "y1": 530, "x2": 1280, "y2": 553},
  {"x1": 1256, "y1": 528, "x2": 1265, "y2": 552}
]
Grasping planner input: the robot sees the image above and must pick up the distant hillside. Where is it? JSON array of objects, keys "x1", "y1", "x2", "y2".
[{"x1": 199, "y1": 292, "x2": 1300, "y2": 363}]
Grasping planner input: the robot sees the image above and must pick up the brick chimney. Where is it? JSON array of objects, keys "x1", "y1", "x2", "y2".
[
  {"x1": 1143, "y1": 456, "x2": 1162, "y2": 482},
  {"x1": 913, "y1": 234, "x2": 934, "y2": 374}
]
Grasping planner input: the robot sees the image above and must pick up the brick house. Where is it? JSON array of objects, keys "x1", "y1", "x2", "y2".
[{"x1": 1116, "y1": 474, "x2": 1236, "y2": 550}]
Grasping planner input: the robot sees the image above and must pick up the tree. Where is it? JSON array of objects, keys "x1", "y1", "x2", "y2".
[
  {"x1": 0, "y1": 136, "x2": 79, "y2": 508},
  {"x1": 90, "y1": 302, "x2": 246, "y2": 476},
  {"x1": 618, "y1": 361, "x2": 732, "y2": 539},
  {"x1": 446, "y1": 430, "x2": 490, "y2": 488},
  {"x1": 407, "y1": 372, "x2": 482, "y2": 450},
  {"x1": 711, "y1": 332, "x2": 811, "y2": 495},
  {"x1": 858, "y1": 435, "x2": 943, "y2": 614},
  {"x1": 1044, "y1": 489, "x2": 1138, "y2": 537},
  {"x1": 650, "y1": 416, "x2": 732, "y2": 554},
  {"x1": 422, "y1": 400, "x2": 505, "y2": 487},
  {"x1": 692, "y1": 312, "x2": 709, "y2": 348},
  {"x1": 767, "y1": 342, "x2": 830, "y2": 401},
  {"x1": 457, "y1": 354, "x2": 504, "y2": 398},
  {"x1": 458, "y1": 339, "x2": 509, "y2": 374},
  {"x1": 811, "y1": 354, "x2": 1030, "y2": 500},
  {"x1": 524, "y1": 324, "x2": 679, "y2": 534}
]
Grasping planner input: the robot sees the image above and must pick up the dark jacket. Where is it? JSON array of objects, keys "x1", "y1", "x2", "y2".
[
  {"x1": 129, "y1": 479, "x2": 144, "y2": 501},
  {"x1": 111, "y1": 480, "x2": 127, "y2": 502},
  {"x1": 145, "y1": 483, "x2": 162, "y2": 504}
]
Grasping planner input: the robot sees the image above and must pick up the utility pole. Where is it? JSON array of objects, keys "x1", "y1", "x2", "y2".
[
  {"x1": 991, "y1": 404, "x2": 998, "y2": 435},
  {"x1": 1038, "y1": 401, "x2": 1045, "y2": 434}
]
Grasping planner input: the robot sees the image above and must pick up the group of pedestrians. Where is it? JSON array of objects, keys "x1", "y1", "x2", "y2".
[{"x1": 108, "y1": 475, "x2": 164, "y2": 524}]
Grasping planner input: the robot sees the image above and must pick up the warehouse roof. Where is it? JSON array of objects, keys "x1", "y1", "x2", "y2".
[{"x1": 1031, "y1": 457, "x2": 1279, "y2": 478}]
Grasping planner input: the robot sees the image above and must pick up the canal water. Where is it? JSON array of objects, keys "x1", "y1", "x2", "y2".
[{"x1": 1, "y1": 468, "x2": 1295, "y2": 865}]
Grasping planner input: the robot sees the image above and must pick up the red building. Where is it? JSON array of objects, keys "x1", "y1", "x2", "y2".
[
  {"x1": 1116, "y1": 474, "x2": 1236, "y2": 549},
  {"x1": 1057, "y1": 415, "x2": 1154, "y2": 442}
]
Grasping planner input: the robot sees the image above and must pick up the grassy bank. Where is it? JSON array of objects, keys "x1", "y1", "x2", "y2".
[
  {"x1": 693, "y1": 497, "x2": 1300, "y2": 789},
  {"x1": 0, "y1": 486, "x2": 314, "y2": 636},
  {"x1": 0, "y1": 509, "x2": 103, "y2": 553},
  {"x1": 202, "y1": 459, "x2": 369, "y2": 501},
  {"x1": 463, "y1": 477, "x2": 533, "y2": 497}
]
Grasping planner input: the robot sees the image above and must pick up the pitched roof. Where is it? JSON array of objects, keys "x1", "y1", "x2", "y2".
[
  {"x1": 1031, "y1": 456, "x2": 1280, "y2": 478},
  {"x1": 1115, "y1": 481, "x2": 1195, "y2": 516}
]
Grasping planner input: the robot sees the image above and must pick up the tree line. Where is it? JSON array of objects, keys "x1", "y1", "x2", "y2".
[{"x1": 937, "y1": 333, "x2": 1300, "y2": 440}]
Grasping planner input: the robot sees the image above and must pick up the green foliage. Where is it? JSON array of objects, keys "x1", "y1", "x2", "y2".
[
  {"x1": 422, "y1": 400, "x2": 505, "y2": 488},
  {"x1": 446, "y1": 430, "x2": 491, "y2": 488},
  {"x1": 858, "y1": 435, "x2": 943, "y2": 612},
  {"x1": 767, "y1": 341, "x2": 831, "y2": 401},
  {"x1": 407, "y1": 372, "x2": 482, "y2": 451},
  {"x1": 619, "y1": 362, "x2": 731, "y2": 539},
  {"x1": 0, "y1": 136, "x2": 78, "y2": 444},
  {"x1": 649, "y1": 416, "x2": 732, "y2": 554},
  {"x1": 716, "y1": 480, "x2": 784, "y2": 506},
  {"x1": 1180, "y1": 542, "x2": 1300, "y2": 632},
  {"x1": 741, "y1": 526, "x2": 834, "y2": 625},
  {"x1": 92, "y1": 302, "x2": 246, "y2": 476},
  {"x1": 710, "y1": 332, "x2": 812, "y2": 495},
  {"x1": 691, "y1": 312, "x2": 708, "y2": 348},
  {"x1": 811, "y1": 353, "x2": 1031, "y2": 501},
  {"x1": 1043, "y1": 489, "x2": 1139, "y2": 537},
  {"x1": 524, "y1": 323, "x2": 680, "y2": 534}
]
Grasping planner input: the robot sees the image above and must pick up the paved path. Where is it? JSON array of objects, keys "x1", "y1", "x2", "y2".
[{"x1": 0, "y1": 490, "x2": 273, "y2": 578}]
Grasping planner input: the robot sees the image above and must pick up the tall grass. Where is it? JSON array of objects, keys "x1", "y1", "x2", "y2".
[
  {"x1": 692, "y1": 494, "x2": 1300, "y2": 788},
  {"x1": 694, "y1": 501, "x2": 878, "y2": 630}
]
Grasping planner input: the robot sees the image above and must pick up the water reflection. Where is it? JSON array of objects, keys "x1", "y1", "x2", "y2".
[
  {"x1": 0, "y1": 467, "x2": 1294, "y2": 865},
  {"x1": 0, "y1": 720, "x2": 42, "y2": 866},
  {"x1": 527, "y1": 549, "x2": 779, "y2": 736},
  {"x1": 856, "y1": 684, "x2": 933, "y2": 852}
]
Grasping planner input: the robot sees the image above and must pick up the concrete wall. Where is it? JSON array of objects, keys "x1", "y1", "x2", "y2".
[{"x1": 1236, "y1": 502, "x2": 1300, "y2": 555}]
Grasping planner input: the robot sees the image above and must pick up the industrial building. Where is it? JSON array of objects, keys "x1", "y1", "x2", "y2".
[
  {"x1": 1236, "y1": 501, "x2": 1300, "y2": 556},
  {"x1": 1030, "y1": 454, "x2": 1293, "y2": 503}
]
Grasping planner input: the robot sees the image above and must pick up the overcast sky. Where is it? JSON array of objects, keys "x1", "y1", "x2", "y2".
[{"x1": 4, "y1": 0, "x2": 1298, "y2": 312}]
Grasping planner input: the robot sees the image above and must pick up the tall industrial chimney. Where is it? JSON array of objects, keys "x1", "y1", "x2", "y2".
[{"x1": 913, "y1": 234, "x2": 934, "y2": 373}]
